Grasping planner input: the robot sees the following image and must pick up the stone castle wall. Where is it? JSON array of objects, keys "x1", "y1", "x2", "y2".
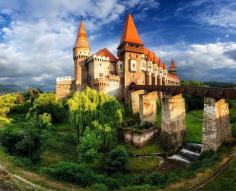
[{"x1": 56, "y1": 76, "x2": 74, "y2": 100}]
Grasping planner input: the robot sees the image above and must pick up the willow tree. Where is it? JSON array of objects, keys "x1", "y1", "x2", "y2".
[{"x1": 68, "y1": 88, "x2": 124, "y2": 146}]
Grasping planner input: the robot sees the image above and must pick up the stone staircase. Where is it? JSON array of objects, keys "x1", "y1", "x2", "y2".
[{"x1": 167, "y1": 143, "x2": 202, "y2": 164}]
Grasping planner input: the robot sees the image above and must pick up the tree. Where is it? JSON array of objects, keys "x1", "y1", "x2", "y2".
[
  {"x1": 28, "y1": 93, "x2": 66, "y2": 123},
  {"x1": 105, "y1": 146, "x2": 129, "y2": 172},
  {"x1": 0, "y1": 93, "x2": 17, "y2": 118},
  {"x1": 68, "y1": 88, "x2": 124, "y2": 141},
  {"x1": 78, "y1": 128, "x2": 102, "y2": 164}
]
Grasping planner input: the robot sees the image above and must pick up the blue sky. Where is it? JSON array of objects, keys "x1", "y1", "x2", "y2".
[{"x1": 0, "y1": 0, "x2": 236, "y2": 90}]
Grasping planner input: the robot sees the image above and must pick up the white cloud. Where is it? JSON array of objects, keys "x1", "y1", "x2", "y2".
[{"x1": 154, "y1": 42, "x2": 236, "y2": 82}]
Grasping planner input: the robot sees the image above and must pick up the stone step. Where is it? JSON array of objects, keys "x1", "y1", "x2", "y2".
[
  {"x1": 168, "y1": 154, "x2": 190, "y2": 164},
  {"x1": 179, "y1": 150, "x2": 199, "y2": 161},
  {"x1": 185, "y1": 143, "x2": 202, "y2": 154}
]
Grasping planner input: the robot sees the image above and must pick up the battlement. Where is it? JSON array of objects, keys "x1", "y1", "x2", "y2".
[
  {"x1": 56, "y1": 76, "x2": 74, "y2": 82},
  {"x1": 90, "y1": 54, "x2": 109, "y2": 62}
]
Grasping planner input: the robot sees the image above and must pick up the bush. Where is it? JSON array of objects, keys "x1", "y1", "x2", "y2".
[
  {"x1": 0, "y1": 93, "x2": 17, "y2": 118},
  {"x1": 148, "y1": 172, "x2": 167, "y2": 186},
  {"x1": 38, "y1": 113, "x2": 52, "y2": 129},
  {"x1": 78, "y1": 128, "x2": 102, "y2": 164},
  {"x1": 28, "y1": 93, "x2": 67, "y2": 123},
  {"x1": 90, "y1": 183, "x2": 108, "y2": 191},
  {"x1": 42, "y1": 161, "x2": 95, "y2": 187},
  {"x1": 0, "y1": 125, "x2": 42, "y2": 161},
  {"x1": 105, "y1": 146, "x2": 129, "y2": 172}
]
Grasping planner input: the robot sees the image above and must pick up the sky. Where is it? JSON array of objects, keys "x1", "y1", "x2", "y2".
[{"x1": 0, "y1": 0, "x2": 236, "y2": 90}]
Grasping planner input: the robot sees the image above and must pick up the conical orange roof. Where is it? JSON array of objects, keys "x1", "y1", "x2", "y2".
[
  {"x1": 74, "y1": 19, "x2": 90, "y2": 49},
  {"x1": 120, "y1": 14, "x2": 143, "y2": 45}
]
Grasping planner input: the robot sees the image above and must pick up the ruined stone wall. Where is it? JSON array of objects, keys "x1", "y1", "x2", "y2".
[
  {"x1": 202, "y1": 98, "x2": 232, "y2": 151},
  {"x1": 160, "y1": 94, "x2": 186, "y2": 150},
  {"x1": 122, "y1": 127, "x2": 159, "y2": 147},
  {"x1": 139, "y1": 91, "x2": 158, "y2": 125}
]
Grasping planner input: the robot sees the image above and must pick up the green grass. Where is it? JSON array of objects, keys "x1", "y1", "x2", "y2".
[
  {"x1": 186, "y1": 110, "x2": 203, "y2": 143},
  {"x1": 124, "y1": 138, "x2": 162, "y2": 155},
  {"x1": 127, "y1": 157, "x2": 160, "y2": 172},
  {"x1": 200, "y1": 158, "x2": 236, "y2": 191}
]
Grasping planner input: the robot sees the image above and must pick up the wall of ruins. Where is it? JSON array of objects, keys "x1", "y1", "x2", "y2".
[
  {"x1": 202, "y1": 98, "x2": 233, "y2": 151},
  {"x1": 160, "y1": 94, "x2": 186, "y2": 150}
]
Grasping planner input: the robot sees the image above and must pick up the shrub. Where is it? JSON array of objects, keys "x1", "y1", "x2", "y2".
[
  {"x1": 28, "y1": 93, "x2": 66, "y2": 123},
  {"x1": 42, "y1": 161, "x2": 95, "y2": 187},
  {"x1": 38, "y1": 113, "x2": 52, "y2": 129},
  {"x1": 23, "y1": 88, "x2": 42, "y2": 102},
  {"x1": 105, "y1": 146, "x2": 129, "y2": 172},
  {"x1": 90, "y1": 183, "x2": 108, "y2": 191},
  {"x1": 78, "y1": 128, "x2": 102, "y2": 164},
  {"x1": 0, "y1": 125, "x2": 42, "y2": 161},
  {"x1": 0, "y1": 93, "x2": 17, "y2": 118},
  {"x1": 147, "y1": 172, "x2": 167, "y2": 186}
]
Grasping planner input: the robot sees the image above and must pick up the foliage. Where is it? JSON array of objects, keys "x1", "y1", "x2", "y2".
[
  {"x1": 181, "y1": 80, "x2": 205, "y2": 111},
  {"x1": 90, "y1": 183, "x2": 108, "y2": 191},
  {"x1": 68, "y1": 88, "x2": 124, "y2": 142},
  {"x1": 0, "y1": 125, "x2": 42, "y2": 161},
  {"x1": 37, "y1": 113, "x2": 52, "y2": 129},
  {"x1": 105, "y1": 146, "x2": 129, "y2": 172},
  {"x1": 42, "y1": 161, "x2": 96, "y2": 187},
  {"x1": 147, "y1": 172, "x2": 167, "y2": 186},
  {"x1": 28, "y1": 93, "x2": 66, "y2": 123},
  {"x1": 0, "y1": 93, "x2": 17, "y2": 118},
  {"x1": 23, "y1": 88, "x2": 42, "y2": 102},
  {"x1": 78, "y1": 128, "x2": 102, "y2": 164}
]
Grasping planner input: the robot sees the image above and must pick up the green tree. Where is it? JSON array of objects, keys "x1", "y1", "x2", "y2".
[
  {"x1": 105, "y1": 146, "x2": 129, "y2": 172},
  {"x1": 78, "y1": 128, "x2": 102, "y2": 164},
  {"x1": 28, "y1": 93, "x2": 66, "y2": 123},
  {"x1": 0, "y1": 93, "x2": 17, "y2": 118}
]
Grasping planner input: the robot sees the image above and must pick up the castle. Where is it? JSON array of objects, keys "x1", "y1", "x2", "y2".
[{"x1": 56, "y1": 14, "x2": 180, "y2": 100}]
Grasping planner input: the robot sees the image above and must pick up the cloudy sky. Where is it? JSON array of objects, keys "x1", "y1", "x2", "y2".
[{"x1": 0, "y1": 0, "x2": 236, "y2": 90}]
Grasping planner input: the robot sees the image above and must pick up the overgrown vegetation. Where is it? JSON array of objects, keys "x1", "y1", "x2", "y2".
[{"x1": 0, "y1": 85, "x2": 235, "y2": 190}]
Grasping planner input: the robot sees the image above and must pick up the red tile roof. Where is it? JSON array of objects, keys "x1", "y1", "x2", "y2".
[
  {"x1": 120, "y1": 14, "x2": 143, "y2": 45},
  {"x1": 95, "y1": 48, "x2": 118, "y2": 62}
]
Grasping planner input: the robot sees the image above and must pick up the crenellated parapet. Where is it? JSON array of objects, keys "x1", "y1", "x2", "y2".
[{"x1": 56, "y1": 76, "x2": 75, "y2": 100}]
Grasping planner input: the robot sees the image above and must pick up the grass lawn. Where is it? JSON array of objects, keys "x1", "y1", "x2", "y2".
[
  {"x1": 186, "y1": 110, "x2": 203, "y2": 143},
  {"x1": 200, "y1": 158, "x2": 236, "y2": 191},
  {"x1": 127, "y1": 157, "x2": 160, "y2": 172}
]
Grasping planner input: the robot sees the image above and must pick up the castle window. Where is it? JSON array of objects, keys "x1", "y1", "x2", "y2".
[
  {"x1": 100, "y1": 63, "x2": 101, "y2": 66},
  {"x1": 99, "y1": 73, "x2": 103, "y2": 77}
]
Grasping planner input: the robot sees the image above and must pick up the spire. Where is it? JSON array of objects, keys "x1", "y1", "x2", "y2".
[
  {"x1": 120, "y1": 14, "x2": 143, "y2": 45},
  {"x1": 170, "y1": 58, "x2": 176, "y2": 69},
  {"x1": 74, "y1": 17, "x2": 90, "y2": 49}
]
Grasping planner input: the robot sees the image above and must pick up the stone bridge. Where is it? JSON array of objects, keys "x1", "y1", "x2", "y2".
[{"x1": 129, "y1": 83, "x2": 236, "y2": 151}]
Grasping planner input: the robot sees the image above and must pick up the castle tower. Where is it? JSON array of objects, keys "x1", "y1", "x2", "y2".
[
  {"x1": 73, "y1": 17, "x2": 90, "y2": 91},
  {"x1": 117, "y1": 14, "x2": 144, "y2": 99},
  {"x1": 169, "y1": 58, "x2": 177, "y2": 76}
]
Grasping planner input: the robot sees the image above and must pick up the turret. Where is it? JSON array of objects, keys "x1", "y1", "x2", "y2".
[
  {"x1": 169, "y1": 58, "x2": 177, "y2": 76},
  {"x1": 73, "y1": 17, "x2": 90, "y2": 91}
]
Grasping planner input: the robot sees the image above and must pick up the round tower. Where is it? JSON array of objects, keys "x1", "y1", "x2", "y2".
[{"x1": 73, "y1": 17, "x2": 90, "y2": 91}]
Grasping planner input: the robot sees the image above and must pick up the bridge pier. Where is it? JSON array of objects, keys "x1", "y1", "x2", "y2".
[
  {"x1": 139, "y1": 91, "x2": 158, "y2": 125},
  {"x1": 202, "y1": 98, "x2": 233, "y2": 151},
  {"x1": 130, "y1": 90, "x2": 145, "y2": 114},
  {"x1": 160, "y1": 94, "x2": 186, "y2": 150}
]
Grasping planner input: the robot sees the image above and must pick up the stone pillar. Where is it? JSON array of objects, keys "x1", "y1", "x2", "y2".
[
  {"x1": 139, "y1": 91, "x2": 158, "y2": 125},
  {"x1": 160, "y1": 94, "x2": 186, "y2": 150},
  {"x1": 202, "y1": 98, "x2": 233, "y2": 151},
  {"x1": 130, "y1": 90, "x2": 145, "y2": 114}
]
